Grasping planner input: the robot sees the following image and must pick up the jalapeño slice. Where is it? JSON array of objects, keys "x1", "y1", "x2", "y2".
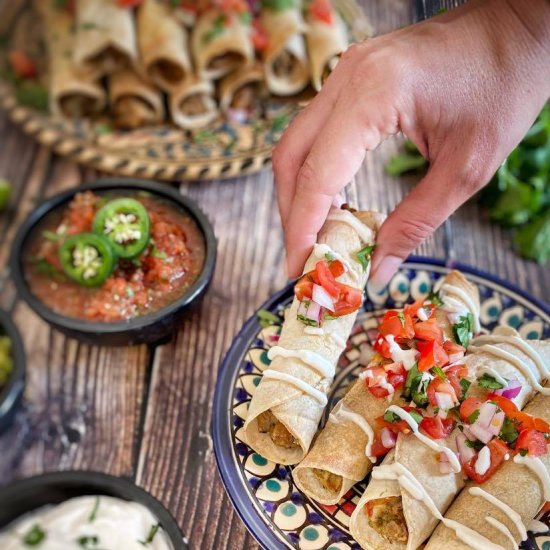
[
  {"x1": 92, "y1": 198, "x2": 150, "y2": 259},
  {"x1": 59, "y1": 233, "x2": 115, "y2": 287}
]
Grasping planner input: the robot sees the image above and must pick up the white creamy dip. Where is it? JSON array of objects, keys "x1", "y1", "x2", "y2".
[{"x1": 0, "y1": 495, "x2": 173, "y2": 550}]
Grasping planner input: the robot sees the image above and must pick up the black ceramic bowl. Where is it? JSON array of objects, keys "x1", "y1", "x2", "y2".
[
  {"x1": 0, "y1": 471, "x2": 188, "y2": 549},
  {"x1": 0, "y1": 309, "x2": 25, "y2": 433},
  {"x1": 10, "y1": 178, "x2": 216, "y2": 346}
]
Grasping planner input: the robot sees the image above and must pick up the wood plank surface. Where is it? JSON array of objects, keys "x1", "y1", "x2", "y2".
[{"x1": 0, "y1": 0, "x2": 548, "y2": 549}]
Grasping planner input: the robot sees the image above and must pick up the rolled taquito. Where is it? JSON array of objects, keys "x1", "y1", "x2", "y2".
[
  {"x1": 191, "y1": 9, "x2": 254, "y2": 80},
  {"x1": 349, "y1": 332, "x2": 550, "y2": 550},
  {"x1": 243, "y1": 208, "x2": 383, "y2": 465},
  {"x1": 261, "y1": 0, "x2": 310, "y2": 95},
  {"x1": 426, "y1": 392, "x2": 550, "y2": 550},
  {"x1": 219, "y1": 63, "x2": 264, "y2": 112},
  {"x1": 169, "y1": 75, "x2": 218, "y2": 130},
  {"x1": 137, "y1": 0, "x2": 191, "y2": 90},
  {"x1": 74, "y1": 0, "x2": 137, "y2": 76},
  {"x1": 109, "y1": 70, "x2": 165, "y2": 129},
  {"x1": 40, "y1": 2, "x2": 106, "y2": 118},
  {"x1": 305, "y1": 0, "x2": 348, "y2": 91},
  {"x1": 294, "y1": 271, "x2": 480, "y2": 506}
]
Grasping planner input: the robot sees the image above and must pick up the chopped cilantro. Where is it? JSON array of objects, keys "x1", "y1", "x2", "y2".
[
  {"x1": 297, "y1": 314, "x2": 318, "y2": 327},
  {"x1": 261, "y1": 0, "x2": 295, "y2": 10},
  {"x1": 257, "y1": 309, "x2": 280, "y2": 328},
  {"x1": 464, "y1": 438, "x2": 484, "y2": 450},
  {"x1": 426, "y1": 289, "x2": 444, "y2": 307},
  {"x1": 324, "y1": 251, "x2": 336, "y2": 261},
  {"x1": 519, "y1": 448, "x2": 528, "y2": 457},
  {"x1": 459, "y1": 378, "x2": 471, "y2": 399},
  {"x1": 23, "y1": 524, "x2": 45, "y2": 546},
  {"x1": 499, "y1": 416, "x2": 519, "y2": 447},
  {"x1": 139, "y1": 523, "x2": 160, "y2": 546},
  {"x1": 88, "y1": 496, "x2": 100, "y2": 522},
  {"x1": 478, "y1": 373, "x2": 507, "y2": 390},
  {"x1": 453, "y1": 313, "x2": 474, "y2": 348},
  {"x1": 202, "y1": 15, "x2": 226, "y2": 44},
  {"x1": 383, "y1": 410, "x2": 400, "y2": 423},
  {"x1": 77, "y1": 535, "x2": 99, "y2": 548},
  {"x1": 409, "y1": 409, "x2": 423, "y2": 424},
  {"x1": 356, "y1": 244, "x2": 375, "y2": 271},
  {"x1": 431, "y1": 366, "x2": 446, "y2": 380},
  {"x1": 397, "y1": 312, "x2": 406, "y2": 327},
  {"x1": 467, "y1": 409, "x2": 480, "y2": 424}
]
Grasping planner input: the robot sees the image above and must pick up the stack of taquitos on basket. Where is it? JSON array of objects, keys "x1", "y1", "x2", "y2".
[{"x1": 31, "y1": 0, "x2": 357, "y2": 130}]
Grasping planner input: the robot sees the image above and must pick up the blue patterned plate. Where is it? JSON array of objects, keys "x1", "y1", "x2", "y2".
[{"x1": 212, "y1": 257, "x2": 550, "y2": 550}]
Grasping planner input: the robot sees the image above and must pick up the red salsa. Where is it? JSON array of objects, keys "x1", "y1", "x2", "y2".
[{"x1": 24, "y1": 191, "x2": 206, "y2": 322}]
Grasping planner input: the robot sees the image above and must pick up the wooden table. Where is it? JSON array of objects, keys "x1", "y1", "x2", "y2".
[{"x1": 0, "y1": 1, "x2": 548, "y2": 549}]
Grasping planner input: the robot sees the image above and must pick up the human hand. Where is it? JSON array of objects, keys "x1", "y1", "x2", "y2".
[{"x1": 273, "y1": 0, "x2": 550, "y2": 286}]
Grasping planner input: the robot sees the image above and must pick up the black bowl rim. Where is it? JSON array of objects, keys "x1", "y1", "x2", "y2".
[
  {"x1": 0, "y1": 470, "x2": 187, "y2": 549},
  {"x1": 0, "y1": 308, "x2": 25, "y2": 424},
  {"x1": 9, "y1": 178, "x2": 216, "y2": 335}
]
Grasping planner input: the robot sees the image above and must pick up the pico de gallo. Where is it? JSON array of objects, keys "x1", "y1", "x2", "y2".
[
  {"x1": 293, "y1": 244, "x2": 374, "y2": 327},
  {"x1": 360, "y1": 292, "x2": 549, "y2": 484},
  {"x1": 24, "y1": 191, "x2": 205, "y2": 322}
]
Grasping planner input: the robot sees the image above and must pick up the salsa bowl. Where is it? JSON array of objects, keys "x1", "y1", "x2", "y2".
[
  {"x1": 10, "y1": 178, "x2": 216, "y2": 346},
  {"x1": 0, "y1": 309, "x2": 25, "y2": 433},
  {"x1": 0, "y1": 471, "x2": 187, "y2": 549}
]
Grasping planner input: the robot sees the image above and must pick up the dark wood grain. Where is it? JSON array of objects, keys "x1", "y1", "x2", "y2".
[{"x1": 0, "y1": 1, "x2": 548, "y2": 550}]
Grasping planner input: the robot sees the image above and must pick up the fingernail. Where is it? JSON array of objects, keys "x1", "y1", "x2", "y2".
[{"x1": 369, "y1": 255, "x2": 402, "y2": 293}]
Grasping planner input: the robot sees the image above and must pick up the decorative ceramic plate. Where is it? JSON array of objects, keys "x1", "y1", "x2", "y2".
[
  {"x1": 0, "y1": 0, "x2": 370, "y2": 182},
  {"x1": 213, "y1": 257, "x2": 550, "y2": 550}
]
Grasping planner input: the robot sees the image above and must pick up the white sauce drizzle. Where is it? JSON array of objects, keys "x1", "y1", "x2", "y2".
[
  {"x1": 371, "y1": 462, "x2": 504, "y2": 550},
  {"x1": 330, "y1": 403, "x2": 376, "y2": 463},
  {"x1": 468, "y1": 344, "x2": 550, "y2": 396},
  {"x1": 513, "y1": 454, "x2": 550, "y2": 500},
  {"x1": 302, "y1": 326, "x2": 348, "y2": 348},
  {"x1": 417, "y1": 307, "x2": 429, "y2": 321},
  {"x1": 475, "y1": 445, "x2": 491, "y2": 476},
  {"x1": 440, "y1": 283, "x2": 481, "y2": 332},
  {"x1": 468, "y1": 487, "x2": 527, "y2": 541},
  {"x1": 386, "y1": 405, "x2": 461, "y2": 473},
  {"x1": 528, "y1": 519, "x2": 548, "y2": 534},
  {"x1": 326, "y1": 209, "x2": 374, "y2": 245},
  {"x1": 385, "y1": 335, "x2": 418, "y2": 371},
  {"x1": 473, "y1": 334, "x2": 548, "y2": 379},
  {"x1": 267, "y1": 346, "x2": 334, "y2": 379},
  {"x1": 262, "y1": 370, "x2": 328, "y2": 406},
  {"x1": 485, "y1": 516, "x2": 519, "y2": 550},
  {"x1": 477, "y1": 365, "x2": 509, "y2": 387},
  {"x1": 304, "y1": 327, "x2": 324, "y2": 336},
  {"x1": 312, "y1": 243, "x2": 358, "y2": 282}
]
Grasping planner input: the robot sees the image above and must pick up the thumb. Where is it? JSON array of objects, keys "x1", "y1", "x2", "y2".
[{"x1": 369, "y1": 160, "x2": 478, "y2": 290}]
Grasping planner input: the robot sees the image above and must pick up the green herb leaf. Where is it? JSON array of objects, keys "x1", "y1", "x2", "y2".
[
  {"x1": 459, "y1": 378, "x2": 471, "y2": 399},
  {"x1": 139, "y1": 523, "x2": 160, "y2": 546},
  {"x1": 324, "y1": 251, "x2": 335, "y2": 261},
  {"x1": 453, "y1": 313, "x2": 474, "y2": 348},
  {"x1": 297, "y1": 314, "x2": 319, "y2": 327},
  {"x1": 468, "y1": 409, "x2": 480, "y2": 424},
  {"x1": 409, "y1": 409, "x2": 423, "y2": 424},
  {"x1": 519, "y1": 448, "x2": 528, "y2": 457},
  {"x1": 77, "y1": 535, "x2": 99, "y2": 548},
  {"x1": 478, "y1": 373, "x2": 507, "y2": 390},
  {"x1": 431, "y1": 366, "x2": 446, "y2": 380},
  {"x1": 261, "y1": 0, "x2": 295, "y2": 11},
  {"x1": 88, "y1": 496, "x2": 100, "y2": 522},
  {"x1": 383, "y1": 410, "x2": 400, "y2": 423},
  {"x1": 23, "y1": 524, "x2": 46, "y2": 546},
  {"x1": 403, "y1": 363, "x2": 420, "y2": 399},
  {"x1": 356, "y1": 244, "x2": 375, "y2": 271},
  {"x1": 397, "y1": 312, "x2": 406, "y2": 327},
  {"x1": 151, "y1": 246, "x2": 168, "y2": 260},
  {"x1": 464, "y1": 438, "x2": 484, "y2": 450},
  {"x1": 426, "y1": 289, "x2": 444, "y2": 307},
  {"x1": 499, "y1": 416, "x2": 519, "y2": 447},
  {"x1": 202, "y1": 15, "x2": 226, "y2": 44},
  {"x1": 257, "y1": 309, "x2": 280, "y2": 328}
]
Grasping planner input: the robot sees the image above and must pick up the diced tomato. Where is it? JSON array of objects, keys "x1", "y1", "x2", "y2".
[
  {"x1": 251, "y1": 19, "x2": 269, "y2": 51},
  {"x1": 370, "y1": 433, "x2": 391, "y2": 459},
  {"x1": 331, "y1": 283, "x2": 362, "y2": 316},
  {"x1": 364, "y1": 363, "x2": 405, "y2": 398},
  {"x1": 445, "y1": 364, "x2": 469, "y2": 379},
  {"x1": 116, "y1": 0, "x2": 143, "y2": 6},
  {"x1": 316, "y1": 260, "x2": 340, "y2": 298},
  {"x1": 375, "y1": 406, "x2": 419, "y2": 434},
  {"x1": 379, "y1": 310, "x2": 415, "y2": 341},
  {"x1": 414, "y1": 318, "x2": 443, "y2": 343},
  {"x1": 460, "y1": 397, "x2": 483, "y2": 423},
  {"x1": 516, "y1": 429, "x2": 548, "y2": 458},
  {"x1": 443, "y1": 340, "x2": 465, "y2": 357},
  {"x1": 486, "y1": 394, "x2": 518, "y2": 416},
  {"x1": 404, "y1": 298, "x2": 424, "y2": 318},
  {"x1": 427, "y1": 377, "x2": 458, "y2": 407},
  {"x1": 386, "y1": 364, "x2": 406, "y2": 391},
  {"x1": 328, "y1": 259, "x2": 345, "y2": 278},
  {"x1": 417, "y1": 340, "x2": 449, "y2": 372},
  {"x1": 309, "y1": 0, "x2": 333, "y2": 24},
  {"x1": 373, "y1": 334, "x2": 391, "y2": 359},
  {"x1": 462, "y1": 438, "x2": 509, "y2": 483},
  {"x1": 8, "y1": 50, "x2": 36, "y2": 79},
  {"x1": 294, "y1": 277, "x2": 313, "y2": 301},
  {"x1": 419, "y1": 416, "x2": 456, "y2": 440},
  {"x1": 510, "y1": 411, "x2": 550, "y2": 434}
]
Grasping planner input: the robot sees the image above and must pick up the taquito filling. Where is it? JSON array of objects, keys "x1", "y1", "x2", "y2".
[
  {"x1": 273, "y1": 50, "x2": 303, "y2": 80},
  {"x1": 114, "y1": 96, "x2": 157, "y2": 128},
  {"x1": 257, "y1": 410, "x2": 299, "y2": 449},
  {"x1": 365, "y1": 496, "x2": 408, "y2": 543},
  {"x1": 312, "y1": 468, "x2": 342, "y2": 493},
  {"x1": 208, "y1": 52, "x2": 245, "y2": 72},
  {"x1": 150, "y1": 59, "x2": 186, "y2": 84},
  {"x1": 231, "y1": 82, "x2": 261, "y2": 110},
  {"x1": 88, "y1": 45, "x2": 129, "y2": 73},
  {"x1": 180, "y1": 93, "x2": 209, "y2": 116},
  {"x1": 59, "y1": 94, "x2": 101, "y2": 118}
]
